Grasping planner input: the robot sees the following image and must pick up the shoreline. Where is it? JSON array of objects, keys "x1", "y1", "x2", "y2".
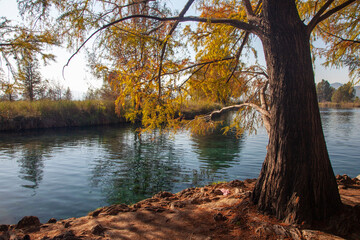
[
  {"x1": 318, "y1": 102, "x2": 360, "y2": 108},
  {"x1": 1, "y1": 175, "x2": 359, "y2": 240}
]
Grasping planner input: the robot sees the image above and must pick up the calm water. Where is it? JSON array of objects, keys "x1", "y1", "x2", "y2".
[{"x1": 0, "y1": 108, "x2": 359, "y2": 224}]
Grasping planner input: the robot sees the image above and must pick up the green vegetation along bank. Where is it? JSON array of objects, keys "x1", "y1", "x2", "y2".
[
  {"x1": 0, "y1": 100, "x2": 223, "y2": 132},
  {"x1": 0, "y1": 100, "x2": 124, "y2": 132}
]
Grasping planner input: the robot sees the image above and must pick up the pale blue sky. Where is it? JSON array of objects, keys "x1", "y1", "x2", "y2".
[{"x1": 0, "y1": 0, "x2": 350, "y2": 97}]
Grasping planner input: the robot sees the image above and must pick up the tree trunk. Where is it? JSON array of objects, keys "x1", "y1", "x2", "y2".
[{"x1": 251, "y1": 0, "x2": 342, "y2": 224}]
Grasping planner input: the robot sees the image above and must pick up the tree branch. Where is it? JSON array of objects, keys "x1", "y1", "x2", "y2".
[
  {"x1": 209, "y1": 102, "x2": 270, "y2": 121},
  {"x1": 157, "y1": 0, "x2": 195, "y2": 99},
  {"x1": 319, "y1": 27, "x2": 360, "y2": 44},
  {"x1": 243, "y1": 0, "x2": 255, "y2": 16},
  {"x1": 63, "y1": 13, "x2": 256, "y2": 75},
  {"x1": 226, "y1": 31, "x2": 250, "y2": 84},
  {"x1": 307, "y1": 0, "x2": 334, "y2": 33},
  {"x1": 307, "y1": 0, "x2": 356, "y2": 34}
]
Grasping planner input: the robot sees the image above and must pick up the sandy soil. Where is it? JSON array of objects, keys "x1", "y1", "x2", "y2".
[{"x1": 1, "y1": 175, "x2": 359, "y2": 240}]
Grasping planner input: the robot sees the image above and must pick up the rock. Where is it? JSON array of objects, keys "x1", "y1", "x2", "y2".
[
  {"x1": 16, "y1": 216, "x2": 41, "y2": 229},
  {"x1": 47, "y1": 218, "x2": 57, "y2": 224},
  {"x1": 190, "y1": 197, "x2": 201, "y2": 204},
  {"x1": 88, "y1": 208, "x2": 102, "y2": 217},
  {"x1": 0, "y1": 225, "x2": 9, "y2": 232},
  {"x1": 213, "y1": 213, "x2": 227, "y2": 221},
  {"x1": 213, "y1": 189, "x2": 223, "y2": 195},
  {"x1": 89, "y1": 204, "x2": 134, "y2": 217},
  {"x1": 91, "y1": 224, "x2": 106, "y2": 236},
  {"x1": 154, "y1": 191, "x2": 173, "y2": 198},
  {"x1": 51, "y1": 230, "x2": 82, "y2": 240},
  {"x1": 169, "y1": 201, "x2": 186, "y2": 209},
  {"x1": 228, "y1": 180, "x2": 245, "y2": 188},
  {"x1": 22, "y1": 235, "x2": 31, "y2": 240},
  {"x1": 357, "y1": 175, "x2": 360, "y2": 181},
  {"x1": 64, "y1": 222, "x2": 71, "y2": 228},
  {"x1": 337, "y1": 174, "x2": 355, "y2": 185}
]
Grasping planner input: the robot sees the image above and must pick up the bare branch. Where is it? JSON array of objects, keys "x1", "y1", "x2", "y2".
[
  {"x1": 63, "y1": 13, "x2": 256, "y2": 75},
  {"x1": 160, "y1": 57, "x2": 235, "y2": 76},
  {"x1": 307, "y1": 0, "x2": 356, "y2": 34},
  {"x1": 209, "y1": 102, "x2": 270, "y2": 121},
  {"x1": 319, "y1": 27, "x2": 360, "y2": 44},
  {"x1": 158, "y1": 0, "x2": 195, "y2": 98},
  {"x1": 179, "y1": 64, "x2": 207, "y2": 89},
  {"x1": 226, "y1": 31, "x2": 250, "y2": 84}
]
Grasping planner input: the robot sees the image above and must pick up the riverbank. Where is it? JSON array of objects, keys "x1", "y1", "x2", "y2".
[
  {"x1": 318, "y1": 102, "x2": 360, "y2": 108},
  {"x1": 1, "y1": 175, "x2": 359, "y2": 240},
  {"x1": 0, "y1": 100, "x2": 124, "y2": 131},
  {"x1": 0, "y1": 100, "x2": 222, "y2": 132}
]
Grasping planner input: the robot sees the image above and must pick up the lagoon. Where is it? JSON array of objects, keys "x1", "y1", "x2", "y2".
[{"x1": 0, "y1": 108, "x2": 359, "y2": 224}]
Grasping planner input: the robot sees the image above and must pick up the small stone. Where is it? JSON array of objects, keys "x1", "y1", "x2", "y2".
[
  {"x1": 23, "y1": 235, "x2": 31, "y2": 240},
  {"x1": 88, "y1": 208, "x2": 102, "y2": 217},
  {"x1": 213, "y1": 213, "x2": 227, "y2": 221},
  {"x1": 356, "y1": 175, "x2": 360, "y2": 181},
  {"x1": 16, "y1": 216, "x2": 41, "y2": 229},
  {"x1": 154, "y1": 191, "x2": 173, "y2": 198},
  {"x1": 64, "y1": 222, "x2": 71, "y2": 228},
  {"x1": 47, "y1": 218, "x2": 57, "y2": 224},
  {"x1": 91, "y1": 224, "x2": 106, "y2": 236}
]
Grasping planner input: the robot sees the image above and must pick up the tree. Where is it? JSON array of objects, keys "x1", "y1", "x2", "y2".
[
  {"x1": 21, "y1": 0, "x2": 359, "y2": 224},
  {"x1": 0, "y1": 16, "x2": 59, "y2": 96},
  {"x1": 18, "y1": 56, "x2": 43, "y2": 101},
  {"x1": 64, "y1": 87, "x2": 72, "y2": 100},
  {"x1": 331, "y1": 81, "x2": 356, "y2": 102},
  {"x1": 316, "y1": 79, "x2": 334, "y2": 102}
]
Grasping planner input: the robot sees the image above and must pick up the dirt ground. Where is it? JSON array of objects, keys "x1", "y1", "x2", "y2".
[{"x1": 1, "y1": 175, "x2": 359, "y2": 240}]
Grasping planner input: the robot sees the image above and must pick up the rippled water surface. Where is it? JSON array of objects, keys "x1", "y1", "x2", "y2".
[{"x1": 0, "y1": 108, "x2": 359, "y2": 224}]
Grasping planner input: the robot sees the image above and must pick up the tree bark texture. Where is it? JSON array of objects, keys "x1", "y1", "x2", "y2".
[{"x1": 251, "y1": 0, "x2": 342, "y2": 224}]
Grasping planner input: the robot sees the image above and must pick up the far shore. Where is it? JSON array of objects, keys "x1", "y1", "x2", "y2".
[
  {"x1": 1, "y1": 99, "x2": 359, "y2": 132},
  {"x1": 318, "y1": 101, "x2": 360, "y2": 108}
]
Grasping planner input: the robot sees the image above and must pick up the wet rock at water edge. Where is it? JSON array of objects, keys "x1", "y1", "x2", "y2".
[
  {"x1": 154, "y1": 191, "x2": 174, "y2": 199},
  {"x1": 0, "y1": 225, "x2": 8, "y2": 232},
  {"x1": 47, "y1": 218, "x2": 57, "y2": 224},
  {"x1": 16, "y1": 216, "x2": 41, "y2": 229}
]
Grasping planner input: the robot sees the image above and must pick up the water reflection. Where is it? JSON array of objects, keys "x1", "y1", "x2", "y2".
[
  {"x1": 1, "y1": 109, "x2": 359, "y2": 224},
  {"x1": 18, "y1": 143, "x2": 46, "y2": 189},
  {"x1": 191, "y1": 132, "x2": 243, "y2": 171},
  {"x1": 91, "y1": 130, "x2": 183, "y2": 204}
]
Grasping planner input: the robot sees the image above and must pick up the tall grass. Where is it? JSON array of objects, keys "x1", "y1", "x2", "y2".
[
  {"x1": 180, "y1": 100, "x2": 223, "y2": 119},
  {"x1": 318, "y1": 101, "x2": 360, "y2": 108},
  {"x1": 0, "y1": 100, "x2": 123, "y2": 131}
]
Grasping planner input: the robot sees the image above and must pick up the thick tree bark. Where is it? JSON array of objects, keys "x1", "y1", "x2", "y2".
[{"x1": 251, "y1": 0, "x2": 342, "y2": 224}]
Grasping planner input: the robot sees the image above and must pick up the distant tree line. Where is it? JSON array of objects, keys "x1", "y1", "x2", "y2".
[
  {"x1": 316, "y1": 79, "x2": 358, "y2": 103},
  {"x1": 0, "y1": 55, "x2": 72, "y2": 102}
]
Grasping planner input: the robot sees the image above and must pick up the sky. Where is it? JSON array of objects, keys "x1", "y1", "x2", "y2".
[{"x1": 0, "y1": 0, "x2": 351, "y2": 98}]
